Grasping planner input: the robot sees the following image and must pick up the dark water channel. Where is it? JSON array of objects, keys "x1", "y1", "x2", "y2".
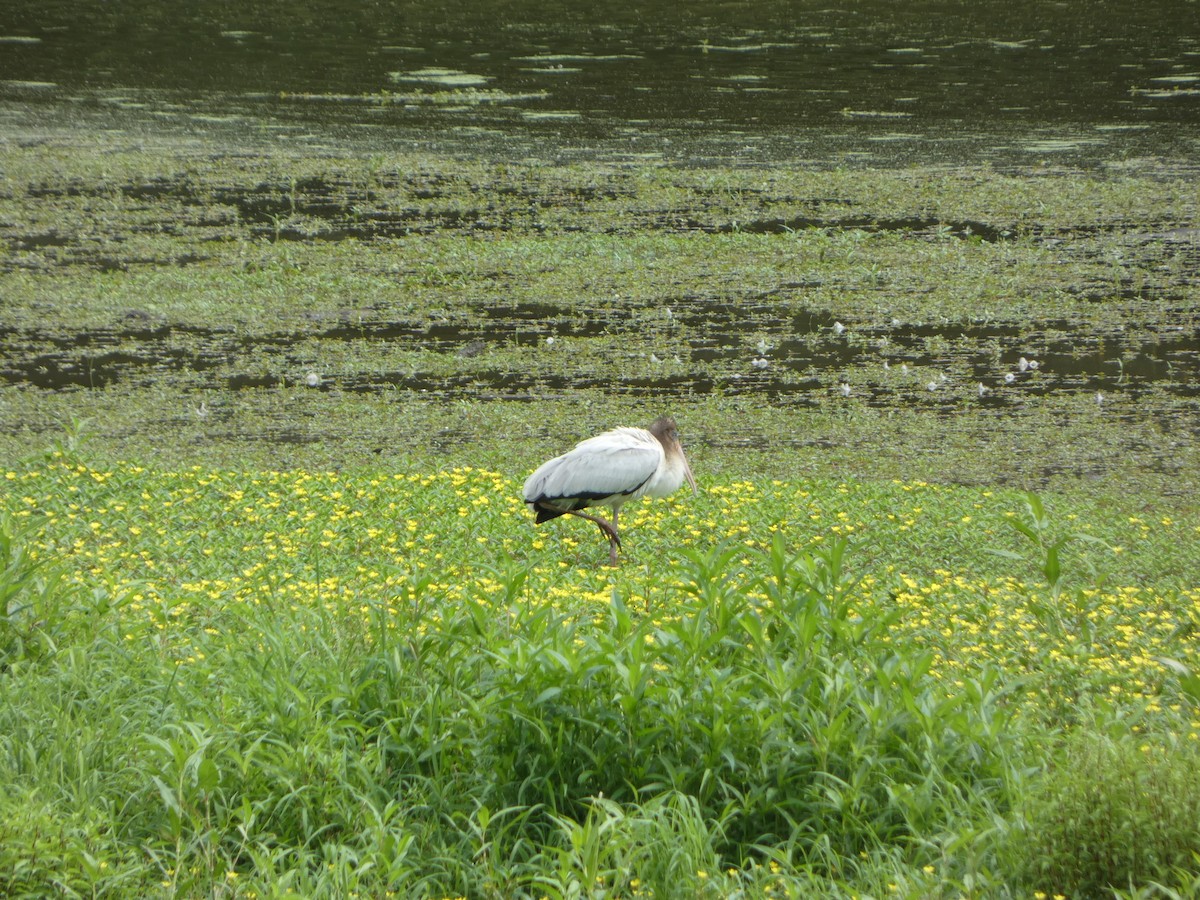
[{"x1": 4, "y1": 280, "x2": 1198, "y2": 411}]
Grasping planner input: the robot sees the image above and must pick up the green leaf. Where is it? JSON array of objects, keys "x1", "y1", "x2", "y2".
[
  {"x1": 1043, "y1": 544, "x2": 1060, "y2": 587},
  {"x1": 152, "y1": 775, "x2": 182, "y2": 817},
  {"x1": 534, "y1": 687, "x2": 562, "y2": 705},
  {"x1": 197, "y1": 757, "x2": 219, "y2": 794},
  {"x1": 985, "y1": 549, "x2": 1025, "y2": 562},
  {"x1": 1156, "y1": 657, "x2": 1200, "y2": 705},
  {"x1": 1009, "y1": 518, "x2": 1039, "y2": 543}
]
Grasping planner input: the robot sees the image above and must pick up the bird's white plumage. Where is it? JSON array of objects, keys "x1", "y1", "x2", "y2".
[
  {"x1": 523, "y1": 426, "x2": 665, "y2": 511},
  {"x1": 523, "y1": 415, "x2": 696, "y2": 566}
]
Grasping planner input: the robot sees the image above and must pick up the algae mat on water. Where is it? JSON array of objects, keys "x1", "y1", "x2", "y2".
[{"x1": 0, "y1": 139, "x2": 1197, "y2": 509}]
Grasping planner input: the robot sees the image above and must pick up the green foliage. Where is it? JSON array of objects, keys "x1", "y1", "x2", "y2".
[
  {"x1": 991, "y1": 492, "x2": 1110, "y2": 599},
  {"x1": 539, "y1": 792, "x2": 727, "y2": 899},
  {"x1": 1012, "y1": 732, "x2": 1200, "y2": 898},
  {"x1": 0, "y1": 458, "x2": 1196, "y2": 896},
  {"x1": 464, "y1": 542, "x2": 991, "y2": 846},
  {"x1": 1158, "y1": 658, "x2": 1200, "y2": 711},
  {"x1": 0, "y1": 512, "x2": 77, "y2": 668},
  {"x1": 0, "y1": 796, "x2": 145, "y2": 898}
]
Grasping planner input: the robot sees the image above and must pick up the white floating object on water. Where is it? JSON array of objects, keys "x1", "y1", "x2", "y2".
[
  {"x1": 833, "y1": 321, "x2": 846, "y2": 335},
  {"x1": 1004, "y1": 372, "x2": 1016, "y2": 384},
  {"x1": 1029, "y1": 359, "x2": 1040, "y2": 370},
  {"x1": 545, "y1": 336, "x2": 555, "y2": 346},
  {"x1": 978, "y1": 382, "x2": 988, "y2": 397},
  {"x1": 390, "y1": 67, "x2": 491, "y2": 87},
  {"x1": 1019, "y1": 356, "x2": 1029, "y2": 372},
  {"x1": 926, "y1": 381, "x2": 939, "y2": 392},
  {"x1": 1096, "y1": 392, "x2": 1105, "y2": 405},
  {"x1": 751, "y1": 357, "x2": 770, "y2": 370},
  {"x1": 883, "y1": 360, "x2": 890, "y2": 370},
  {"x1": 195, "y1": 400, "x2": 209, "y2": 418},
  {"x1": 757, "y1": 338, "x2": 770, "y2": 354},
  {"x1": 840, "y1": 382, "x2": 852, "y2": 397},
  {"x1": 305, "y1": 372, "x2": 321, "y2": 388},
  {"x1": 649, "y1": 353, "x2": 662, "y2": 364},
  {"x1": 900, "y1": 363, "x2": 909, "y2": 374}
]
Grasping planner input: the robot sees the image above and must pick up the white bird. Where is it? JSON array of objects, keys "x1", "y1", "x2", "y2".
[{"x1": 523, "y1": 416, "x2": 698, "y2": 566}]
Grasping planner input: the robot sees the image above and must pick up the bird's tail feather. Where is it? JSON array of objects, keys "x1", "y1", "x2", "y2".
[{"x1": 534, "y1": 505, "x2": 567, "y2": 524}]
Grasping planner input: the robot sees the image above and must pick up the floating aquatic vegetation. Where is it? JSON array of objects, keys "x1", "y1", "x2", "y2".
[{"x1": 389, "y1": 67, "x2": 492, "y2": 87}]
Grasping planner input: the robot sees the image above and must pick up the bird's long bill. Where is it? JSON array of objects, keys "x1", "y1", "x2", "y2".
[{"x1": 682, "y1": 448, "x2": 698, "y2": 496}]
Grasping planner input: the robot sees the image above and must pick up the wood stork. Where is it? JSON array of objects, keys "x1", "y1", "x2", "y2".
[{"x1": 523, "y1": 416, "x2": 698, "y2": 565}]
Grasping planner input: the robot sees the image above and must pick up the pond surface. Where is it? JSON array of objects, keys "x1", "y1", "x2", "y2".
[{"x1": 2, "y1": 0, "x2": 1198, "y2": 165}]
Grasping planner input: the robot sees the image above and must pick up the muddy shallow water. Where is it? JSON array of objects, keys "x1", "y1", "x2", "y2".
[
  {"x1": 0, "y1": 2, "x2": 1198, "y2": 502},
  {"x1": 4, "y1": 288, "x2": 1199, "y2": 410},
  {"x1": 1, "y1": 153, "x2": 1196, "y2": 499}
]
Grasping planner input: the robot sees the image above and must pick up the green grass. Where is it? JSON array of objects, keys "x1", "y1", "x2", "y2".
[{"x1": 2, "y1": 449, "x2": 1199, "y2": 897}]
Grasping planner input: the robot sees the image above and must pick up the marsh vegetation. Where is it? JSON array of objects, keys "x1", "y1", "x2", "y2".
[
  {"x1": 1, "y1": 143, "x2": 1197, "y2": 502},
  {"x1": 3, "y1": 456, "x2": 1200, "y2": 897},
  {"x1": 1, "y1": 0, "x2": 1199, "y2": 895}
]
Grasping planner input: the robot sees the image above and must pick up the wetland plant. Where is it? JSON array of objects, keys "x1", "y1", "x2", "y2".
[{"x1": 0, "y1": 446, "x2": 1197, "y2": 896}]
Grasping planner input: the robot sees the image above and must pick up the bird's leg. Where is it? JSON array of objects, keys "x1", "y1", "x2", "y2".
[
  {"x1": 576, "y1": 509, "x2": 620, "y2": 566},
  {"x1": 537, "y1": 503, "x2": 623, "y2": 564},
  {"x1": 607, "y1": 507, "x2": 621, "y2": 566},
  {"x1": 565, "y1": 509, "x2": 621, "y2": 547}
]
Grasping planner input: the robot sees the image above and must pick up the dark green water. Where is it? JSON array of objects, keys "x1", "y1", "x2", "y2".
[{"x1": 2, "y1": 0, "x2": 1197, "y2": 164}]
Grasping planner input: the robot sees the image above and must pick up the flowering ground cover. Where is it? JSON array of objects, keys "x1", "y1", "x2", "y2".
[{"x1": 3, "y1": 453, "x2": 1198, "y2": 897}]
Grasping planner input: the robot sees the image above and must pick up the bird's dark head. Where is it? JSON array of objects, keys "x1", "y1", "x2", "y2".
[
  {"x1": 648, "y1": 416, "x2": 679, "y2": 443},
  {"x1": 649, "y1": 416, "x2": 697, "y2": 495}
]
